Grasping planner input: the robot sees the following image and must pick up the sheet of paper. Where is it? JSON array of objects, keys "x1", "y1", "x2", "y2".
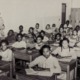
[{"x1": 25, "y1": 68, "x2": 37, "y2": 75}]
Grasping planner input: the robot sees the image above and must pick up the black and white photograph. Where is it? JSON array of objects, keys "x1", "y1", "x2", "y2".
[{"x1": 0, "y1": 0, "x2": 80, "y2": 80}]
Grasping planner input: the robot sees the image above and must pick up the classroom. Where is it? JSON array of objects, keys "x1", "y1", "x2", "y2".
[{"x1": 0, "y1": 0, "x2": 80, "y2": 80}]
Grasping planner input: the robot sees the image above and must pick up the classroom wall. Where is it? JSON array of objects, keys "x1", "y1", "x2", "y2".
[
  {"x1": 72, "y1": 0, "x2": 80, "y2": 8},
  {"x1": 0, "y1": 0, "x2": 72, "y2": 35}
]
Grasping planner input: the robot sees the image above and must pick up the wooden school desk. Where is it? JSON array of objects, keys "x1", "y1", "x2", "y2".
[
  {"x1": 12, "y1": 49, "x2": 40, "y2": 76},
  {"x1": 16, "y1": 68, "x2": 57, "y2": 80},
  {"x1": 0, "y1": 60, "x2": 12, "y2": 78},
  {"x1": 0, "y1": 76, "x2": 17, "y2": 80},
  {"x1": 59, "y1": 59, "x2": 77, "y2": 80}
]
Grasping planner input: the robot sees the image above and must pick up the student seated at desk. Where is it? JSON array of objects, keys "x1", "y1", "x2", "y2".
[
  {"x1": 6, "y1": 30, "x2": 16, "y2": 44},
  {"x1": 34, "y1": 23, "x2": 40, "y2": 37},
  {"x1": 18, "y1": 25, "x2": 25, "y2": 35},
  {"x1": 25, "y1": 36, "x2": 35, "y2": 49},
  {"x1": 52, "y1": 33, "x2": 61, "y2": 46},
  {"x1": 51, "y1": 24, "x2": 56, "y2": 35},
  {"x1": 69, "y1": 30, "x2": 78, "y2": 47},
  {"x1": 52, "y1": 38, "x2": 77, "y2": 62},
  {"x1": 12, "y1": 34, "x2": 26, "y2": 49},
  {"x1": 0, "y1": 40, "x2": 13, "y2": 61},
  {"x1": 67, "y1": 28, "x2": 73, "y2": 37},
  {"x1": 75, "y1": 25, "x2": 80, "y2": 32},
  {"x1": 28, "y1": 27, "x2": 36, "y2": 41},
  {"x1": 35, "y1": 35, "x2": 44, "y2": 50},
  {"x1": 52, "y1": 38, "x2": 77, "y2": 80},
  {"x1": 59, "y1": 26, "x2": 64, "y2": 36},
  {"x1": 29, "y1": 45, "x2": 61, "y2": 76},
  {"x1": 39, "y1": 30, "x2": 49, "y2": 42},
  {"x1": 45, "y1": 24, "x2": 52, "y2": 34}
]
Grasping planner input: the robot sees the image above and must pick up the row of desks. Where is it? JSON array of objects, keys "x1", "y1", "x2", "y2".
[
  {"x1": 12, "y1": 48, "x2": 77, "y2": 80},
  {"x1": 0, "y1": 45, "x2": 78, "y2": 80}
]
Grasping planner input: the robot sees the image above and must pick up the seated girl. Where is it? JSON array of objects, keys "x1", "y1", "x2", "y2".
[
  {"x1": 59, "y1": 26, "x2": 64, "y2": 36},
  {"x1": 69, "y1": 30, "x2": 78, "y2": 47},
  {"x1": 52, "y1": 38, "x2": 77, "y2": 80},
  {"x1": 39, "y1": 30, "x2": 49, "y2": 42},
  {"x1": 28, "y1": 27, "x2": 36, "y2": 36},
  {"x1": 28, "y1": 45, "x2": 61, "y2": 76},
  {"x1": 35, "y1": 35, "x2": 44, "y2": 50},
  {"x1": 11, "y1": 34, "x2": 26, "y2": 50},
  {"x1": 52, "y1": 38, "x2": 77, "y2": 62},
  {"x1": 0, "y1": 40, "x2": 13, "y2": 61},
  {"x1": 25, "y1": 36, "x2": 35, "y2": 49},
  {"x1": 67, "y1": 28, "x2": 73, "y2": 37},
  {"x1": 52, "y1": 33, "x2": 62, "y2": 46},
  {"x1": 45, "y1": 24, "x2": 52, "y2": 34},
  {"x1": 6, "y1": 30, "x2": 16, "y2": 44}
]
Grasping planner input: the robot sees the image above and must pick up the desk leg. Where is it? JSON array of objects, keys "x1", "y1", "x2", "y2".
[
  {"x1": 55, "y1": 75, "x2": 57, "y2": 80},
  {"x1": 13, "y1": 57, "x2": 16, "y2": 77},
  {"x1": 10, "y1": 63, "x2": 12, "y2": 78},
  {"x1": 74, "y1": 67, "x2": 77, "y2": 80},
  {"x1": 30, "y1": 55, "x2": 32, "y2": 62},
  {"x1": 67, "y1": 65, "x2": 70, "y2": 80}
]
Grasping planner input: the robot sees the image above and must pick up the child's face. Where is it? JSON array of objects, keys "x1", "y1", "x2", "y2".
[
  {"x1": 62, "y1": 40, "x2": 69, "y2": 49},
  {"x1": 69, "y1": 30, "x2": 72, "y2": 35},
  {"x1": 29, "y1": 29, "x2": 33, "y2": 33},
  {"x1": 60, "y1": 28, "x2": 64, "y2": 33},
  {"x1": 41, "y1": 32, "x2": 44, "y2": 37},
  {"x1": 56, "y1": 35, "x2": 60, "y2": 40},
  {"x1": 37, "y1": 37, "x2": 42, "y2": 43},
  {"x1": 43, "y1": 48, "x2": 50, "y2": 58},
  {"x1": 46, "y1": 26, "x2": 50, "y2": 30},
  {"x1": 35, "y1": 24, "x2": 39, "y2": 29},
  {"x1": 8, "y1": 31, "x2": 13, "y2": 36},
  {"x1": 73, "y1": 31, "x2": 77, "y2": 35},
  {"x1": 17, "y1": 35, "x2": 22, "y2": 42},
  {"x1": 1, "y1": 43, "x2": 7, "y2": 51},
  {"x1": 19, "y1": 26, "x2": 23, "y2": 31},
  {"x1": 22, "y1": 37, "x2": 26, "y2": 41}
]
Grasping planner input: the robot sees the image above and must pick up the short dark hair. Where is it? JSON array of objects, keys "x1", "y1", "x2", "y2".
[
  {"x1": 59, "y1": 27, "x2": 64, "y2": 33},
  {"x1": 19, "y1": 25, "x2": 23, "y2": 28},
  {"x1": 39, "y1": 45, "x2": 50, "y2": 55},
  {"x1": 55, "y1": 33, "x2": 61, "y2": 39},
  {"x1": 59, "y1": 38, "x2": 69, "y2": 47},
  {"x1": 36, "y1": 35, "x2": 44, "y2": 40},
  {"x1": 40, "y1": 30, "x2": 45, "y2": 35},
  {"x1": 29, "y1": 27, "x2": 34, "y2": 30},
  {"x1": 8, "y1": 29, "x2": 14, "y2": 35},
  {"x1": 36, "y1": 23, "x2": 39, "y2": 26},
  {"x1": 0, "y1": 40, "x2": 9, "y2": 46},
  {"x1": 16, "y1": 33, "x2": 23, "y2": 41},
  {"x1": 46, "y1": 24, "x2": 50, "y2": 27},
  {"x1": 52, "y1": 24, "x2": 56, "y2": 27}
]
